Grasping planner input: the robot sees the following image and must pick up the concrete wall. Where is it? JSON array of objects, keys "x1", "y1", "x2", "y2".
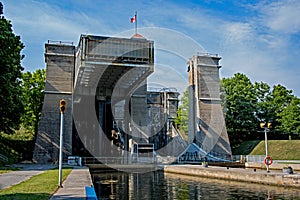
[
  {"x1": 188, "y1": 55, "x2": 232, "y2": 158},
  {"x1": 33, "y1": 43, "x2": 74, "y2": 163},
  {"x1": 164, "y1": 165, "x2": 300, "y2": 188}
]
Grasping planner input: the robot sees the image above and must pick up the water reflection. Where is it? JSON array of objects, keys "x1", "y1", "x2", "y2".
[{"x1": 92, "y1": 171, "x2": 300, "y2": 199}]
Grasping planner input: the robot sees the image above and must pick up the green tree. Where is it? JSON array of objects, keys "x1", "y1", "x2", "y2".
[
  {"x1": 0, "y1": 2, "x2": 24, "y2": 133},
  {"x1": 278, "y1": 97, "x2": 300, "y2": 134},
  {"x1": 21, "y1": 69, "x2": 46, "y2": 135},
  {"x1": 254, "y1": 81, "x2": 273, "y2": 123},
  {"x1": 175, "y1": 89, "x2": 189, "y2": 137},
  {"x1": 270, "y1": 84, "x2": 294, "y2": 131},
  {"x1": 221, "y1": 73, "x2": 257, "y2": 143}
]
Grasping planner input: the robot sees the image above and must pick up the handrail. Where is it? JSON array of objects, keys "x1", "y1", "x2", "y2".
[
  {"x1": 0, "y1": 153, "x2": 8, "y2": 162},
  {"x1": 81, "y1": 156, "x2": 157, "y2": 165}
]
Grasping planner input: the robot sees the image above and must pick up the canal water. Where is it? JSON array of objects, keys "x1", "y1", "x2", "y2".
[{"x1": 92, "y1": 171, "x2": 300, "y2": 199}]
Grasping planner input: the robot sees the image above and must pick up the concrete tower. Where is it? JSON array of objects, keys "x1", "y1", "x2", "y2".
[
  {"x1": 33, "y1": 42, "x2": 75, "y2": 163},
  {"x1": 188, "y1": 54, "x2": 231, "y2": 159}
]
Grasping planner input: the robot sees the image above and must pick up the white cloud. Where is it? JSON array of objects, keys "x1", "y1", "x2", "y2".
[
  {"x1": 258, "y1": 0, "x2": 300, "y2": 34},
  {"x1": 1, "y1": 0, "x2": 299, "y2": 96},
  {"x1": 223, "y1": 22, "x2": 253, "y2": 43},
  {"x1": 5, "y1": 1, "x2": 92, "y2": 40}
]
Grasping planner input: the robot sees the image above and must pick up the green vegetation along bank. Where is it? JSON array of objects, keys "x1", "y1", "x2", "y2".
[
  {"x1": 0, "y1": 168, "x2": 72, "y2": 200},
  {"x1": 233, "y1": 140, "x2": 300, "y2": 160}
]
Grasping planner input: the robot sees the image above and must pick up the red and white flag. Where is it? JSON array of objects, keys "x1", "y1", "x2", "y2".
[{"x1": 130, "y1": 15, "x2": 136, "y2": 23}]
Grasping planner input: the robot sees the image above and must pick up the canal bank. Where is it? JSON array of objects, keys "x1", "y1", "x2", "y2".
[
  {"x1": 50, "y1": 166, "x2": 94, "y2": 200},
  {"x1": 164, "y1": 164, "x2": 300, "y2": 188},
  {"x1": 246, "y1": 162, "x2": 300, "y2": 171},
  {"x1": 89, "y1": 166, "x2": 300, "y2": 199},
  {"x1": 50, "y1": 163, "x2": 300, "y2": 199}
]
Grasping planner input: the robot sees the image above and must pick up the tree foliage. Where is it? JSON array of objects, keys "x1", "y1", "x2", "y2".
[
  {"x1": 21, "y1": 69, "x2": 46, "y2": 135},
  {"x1": 221, "y1": 73, "x2": 257, "y2": 137},
  {"x1": 0, "y1": 2, "x2": 24, "y2": 133},
  {"x1": 278, "y1": 97, "x2": 300, "y2": 134},
  {"x1": 270, "y1": 84, "x2": 294, "y2": 128},
  {"x1": 175, "y1": 89, "x2": 189, "y2": 135},
  {"x1": 221, "y1": 73, "x2": 299, "y2": 143},
  {"x1": 254, "y1": 81, "x2": 273, "y2": 123}
]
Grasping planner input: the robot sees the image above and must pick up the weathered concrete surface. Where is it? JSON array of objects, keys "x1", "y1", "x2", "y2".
[
  {"x1": 33, "y1": 43, "x2": 74, "y2": 163},
  {"x1": 164, "y1": 165, "x2": 300, "y2": 188},
  {"x1": 50, "y1": 166, "x2": 93, "y2": 200},
  {"x1": 187, "y1": 55, "x2": 231, "y2": 158},
  {"x1": 246, "y1": 162, "x2": 300, "y2": 171}
]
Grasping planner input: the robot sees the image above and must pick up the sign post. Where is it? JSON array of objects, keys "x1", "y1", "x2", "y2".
[{"x1": 58, "y1": 99, "x2": 66, "y2": 187}]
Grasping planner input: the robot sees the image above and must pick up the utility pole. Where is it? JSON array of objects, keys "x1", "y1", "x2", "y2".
[{"x1": 59, "y1": 99, "x2": 66, "y2": 187}]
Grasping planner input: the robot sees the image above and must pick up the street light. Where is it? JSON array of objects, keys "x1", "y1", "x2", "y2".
[
  {"x1": 58, "y1": 99, "x2": 66, "y2": 187},
  {"x1": 60, "y1": 99, "x2": 66, "y2": 113},
  {"x1": 260, "y1": 122, "x2": 272, "y2": 172}
]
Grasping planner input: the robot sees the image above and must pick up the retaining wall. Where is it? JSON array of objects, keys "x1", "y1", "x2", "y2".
[{"x1": 164, "y1": 165, "x2": 300, "y2": 188}]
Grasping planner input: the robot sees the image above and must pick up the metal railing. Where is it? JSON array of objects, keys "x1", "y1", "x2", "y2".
[
  {"x1": 0, "y1": 153, "x2": 8, "y2": 162},
  {"x1": 81, "y1": 156, "x2": 179, "y2": 166},
  {"x1": 231, "y1": 155, "x2": 264, "y2": 163},
  {"x1": 246, "y1": 155, "x2": 265, "y2": 163},
  {"x1": 81, "y1": 156, "x2": 158, "y2": 165}
]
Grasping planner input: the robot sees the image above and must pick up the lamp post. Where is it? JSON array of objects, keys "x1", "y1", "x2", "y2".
[
  {"x1": 264, "y1": 125, "x2": 269, "y2": 172},
  {"x1": 58, "y1": 99, "x2": 66, "y2": 187},
  {"x1": 260, "y1": 122, "x2": 272, "y2": 172}
]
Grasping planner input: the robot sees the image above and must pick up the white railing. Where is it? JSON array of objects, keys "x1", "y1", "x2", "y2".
[
  {"x1": 0, "y1": 153, "x2": 8, "y2": 162},
  {"x1": 232, "y1": 155, "x2": 246, "y2": 162},
  {"x1": 81, "y1": 155, "x2": 179, "y2": 165},
  {"x1": 81, "y1": 156, "x2": 158, "y2": 165},
  {"x1": 246, "y1": 155, "x2": 265, "y2": 162}
]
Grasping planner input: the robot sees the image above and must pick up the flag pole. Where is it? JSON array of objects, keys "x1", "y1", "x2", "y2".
[{"x1": 135, "y1": 11, "x2": 137, "y2": 34}]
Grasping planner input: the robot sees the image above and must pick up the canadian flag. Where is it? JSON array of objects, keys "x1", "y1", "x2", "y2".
[{"x1": 130, "y1": 15, "x2": 136, "y2": 23}]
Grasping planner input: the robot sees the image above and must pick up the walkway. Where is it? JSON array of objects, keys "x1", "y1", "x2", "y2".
[
  {"x1": 0, "y1": 164, "x2": 55, "y2": 190},
  {"x1": 50, "y1": 166, "x2": 93, "y2": 200}
]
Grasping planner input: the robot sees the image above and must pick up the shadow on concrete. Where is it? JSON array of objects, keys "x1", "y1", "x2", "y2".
[{"x1": 50, "y1": 194, "x2": 86, "y2": 200}]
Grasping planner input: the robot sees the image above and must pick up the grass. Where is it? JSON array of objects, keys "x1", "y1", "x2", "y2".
[
  {"x1": 0, "y1": 168, "x2": 72, "y2": 200},
  {"x1": 0, "y1": 169, "x2": 13, "y2": 175},
  {"x1": 0, "y1": 126, "x2": 36, "y2": 165},
  {"x1": 232, "y1": 140, "x2": 261, "y2": 155},
  {"x1": 0, "y1": 166, "x2": 20, "y2": 175},
  {"x1": 250, "y1": 140, "x2": 300, "y2": 160}
]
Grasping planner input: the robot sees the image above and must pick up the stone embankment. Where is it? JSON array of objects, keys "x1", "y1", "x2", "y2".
[
  {"x1": 164, "y1": 164, "x2": 300, "y2": 188},
  {"x1": 246, "y1": 162, "x2": 300, "y2": 171}
]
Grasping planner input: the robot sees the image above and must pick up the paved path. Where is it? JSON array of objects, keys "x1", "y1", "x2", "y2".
[
  {"x1": 50, "y1": 166, "x2": 93, "y2": 200},
  {"x1": 0, "y1": 164, "x2": 55, "y2": 190}
]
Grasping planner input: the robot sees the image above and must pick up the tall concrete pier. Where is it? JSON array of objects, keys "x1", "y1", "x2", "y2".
[
  {"x1": 188, "y1": 54, "x2": 231, "y2": 158},
  {"x1": 33, "y1": 42, "x2": 75, "y2": 163}
]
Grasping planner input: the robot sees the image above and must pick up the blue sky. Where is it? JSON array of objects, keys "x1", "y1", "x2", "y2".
[{"x1": 2, "y1": 0, "x2": 300, "y2": 96}]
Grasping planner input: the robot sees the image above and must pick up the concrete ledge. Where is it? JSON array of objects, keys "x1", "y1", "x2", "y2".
[
  {"x1": 164, "y1": 165, "x2": 300, "y2": 188},
  {"x1": 246, "y1": 162, "x2": 300, "y2": 171}
]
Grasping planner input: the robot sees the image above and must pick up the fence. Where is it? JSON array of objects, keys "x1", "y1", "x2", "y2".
[
  {"x1": 0, "y1": 153, "x2": 8, "y2": 163},
  {"x1": 80, "y1": 156, "x2": 178, "y2": 165},
  {"x1": 231, "y1": 155, "x2": 264, "y2": 163},
  {"x1": 246, "y1": 155, "x2": 265, "y2": 162}
]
